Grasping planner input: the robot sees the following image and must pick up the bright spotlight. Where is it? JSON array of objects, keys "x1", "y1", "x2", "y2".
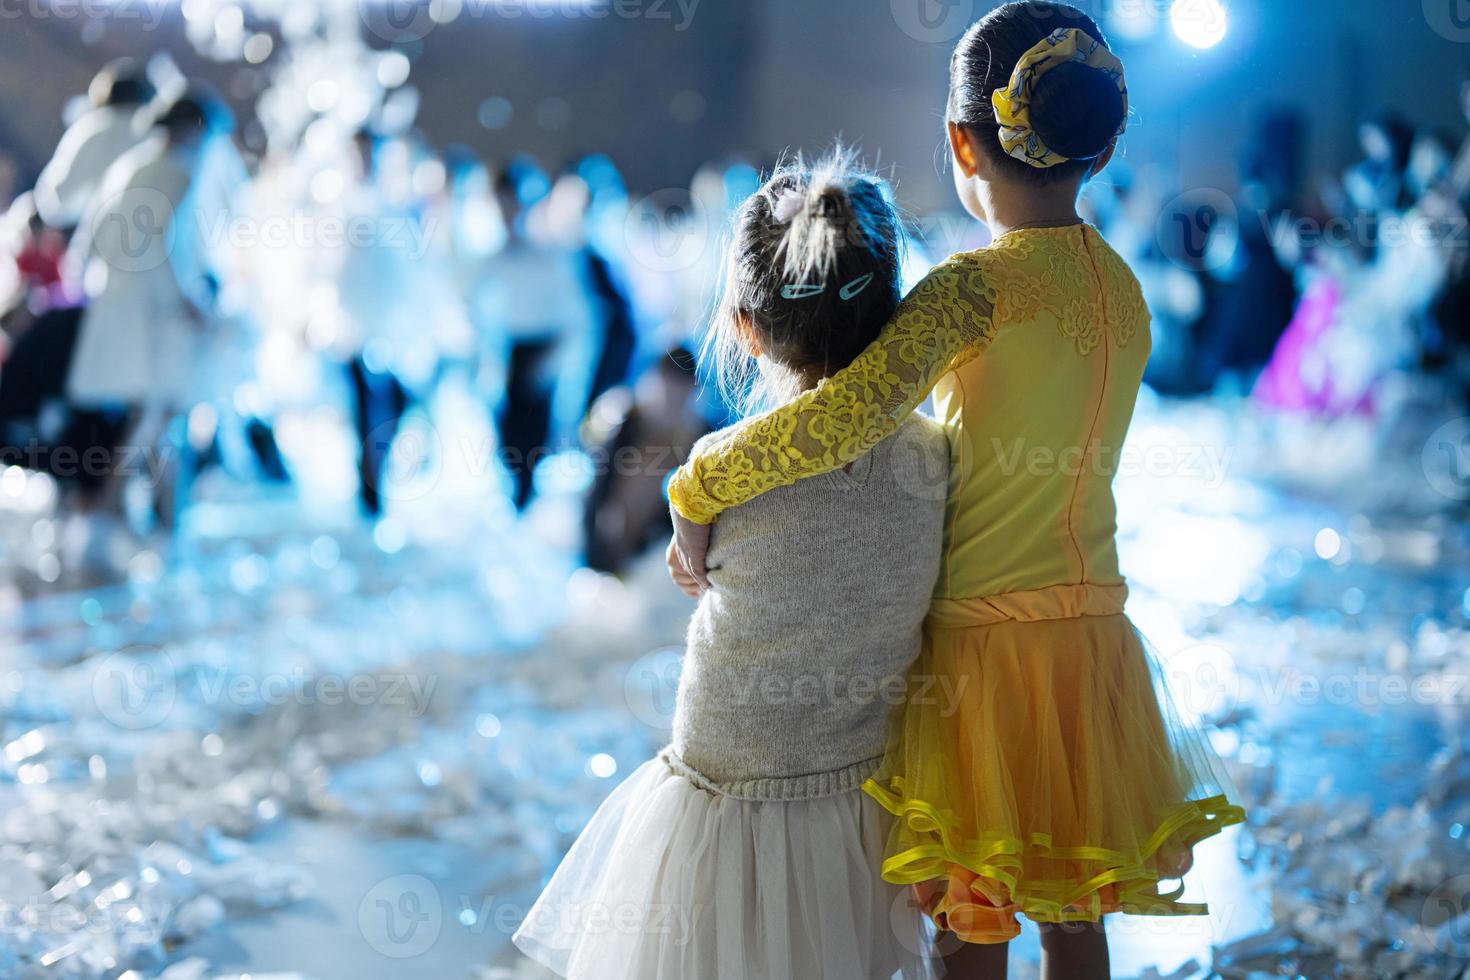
[{"x1": 1170, "y1": 0, "x2": 1228, "y2": 49}]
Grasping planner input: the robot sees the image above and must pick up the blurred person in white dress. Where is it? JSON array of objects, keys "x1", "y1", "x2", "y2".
[
  {"x1": 65, "y1": 91, "x2": 240, "y2": 536},
  {"x1": 34, "y1": 59, "x2": 157, "y2": 233}
]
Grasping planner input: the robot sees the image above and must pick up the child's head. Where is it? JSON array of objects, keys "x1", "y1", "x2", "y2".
[
  {"x1": 707, "y1": 152, "x2": 902, "y2": 413},
  {"x1": 89, "y1": 59, "x2": 155, "y2": 111},
  {"x1": 946, "y1": 2, "x2": 1126, "y2": 219},
  {"x1": 153, "y1": 89, "x2": 231, "y2": 149}
]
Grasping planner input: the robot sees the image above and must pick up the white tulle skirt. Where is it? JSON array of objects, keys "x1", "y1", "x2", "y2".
[{"x1": 513, "y1": 754, "x2": 938, "y2": 980}]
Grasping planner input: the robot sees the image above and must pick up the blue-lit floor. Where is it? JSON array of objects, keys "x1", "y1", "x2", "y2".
[{"x1": 0, "y1": 390, "x2": 1466, "y2": 979}]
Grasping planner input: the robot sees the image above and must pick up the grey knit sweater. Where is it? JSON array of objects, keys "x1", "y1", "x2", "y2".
[{"x1": 670, "y1": 415, "x2": 948, "y2": 801}]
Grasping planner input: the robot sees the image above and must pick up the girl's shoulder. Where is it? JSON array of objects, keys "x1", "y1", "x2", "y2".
[
  {"x1": 909, "y1": 234, "x2": 1057, "y2": 302},
  {"x1": 934, "y1": 226, "x2": 1149, "y2": 337},
  {"x1": 946, "y1": 224, "x2": 1142, "y2": 277}
]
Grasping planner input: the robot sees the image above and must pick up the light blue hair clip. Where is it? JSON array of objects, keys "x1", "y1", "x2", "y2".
[
  {"x1": 780, "y1": 273, "x2": 875, "y2": 302},
  {"x1": 839, "y1": 272, "x2": 875, "y2": 300},
  {"x1": 779, "y1": 283, "x2": 825, "y2": 300}
]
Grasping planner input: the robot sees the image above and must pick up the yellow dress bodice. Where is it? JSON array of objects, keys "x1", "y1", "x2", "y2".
[{"x1": 668, "y1": 224, "x2": 1152, "y2": 612}]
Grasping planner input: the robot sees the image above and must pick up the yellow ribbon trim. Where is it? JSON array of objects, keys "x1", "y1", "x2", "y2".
[
  {"x1": 991, "y1": 27, "x2": 1129, "y2": 170},
  {"x1": 862, "y1": 775, "x2": 1245, "y2": 934}
]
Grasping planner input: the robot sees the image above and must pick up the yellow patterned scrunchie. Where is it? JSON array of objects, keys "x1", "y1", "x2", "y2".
[{"x1": 991, "y1": 27, "x2": 1129, "y2": 170}]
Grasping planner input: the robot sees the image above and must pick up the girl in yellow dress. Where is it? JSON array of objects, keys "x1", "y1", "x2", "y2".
[{"x1": 666, "y1": 4, "x2": 1244, "y2": 978}]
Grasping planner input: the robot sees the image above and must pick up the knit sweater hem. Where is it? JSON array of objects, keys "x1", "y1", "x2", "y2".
[{"x1": 660, "y1": 748, "x2": 883, "y2": 802}]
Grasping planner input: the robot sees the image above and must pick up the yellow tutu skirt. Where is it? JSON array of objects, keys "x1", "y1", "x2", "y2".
[{"x1": 862, "y1": 609, "x2": 1244, "y2": 945}]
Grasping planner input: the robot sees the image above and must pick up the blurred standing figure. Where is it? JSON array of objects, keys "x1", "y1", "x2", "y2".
[
  {"x1": 1342, "y1": 111, "x2": 1416, "y2": 253},
  {"x1": 335, "y1": 130, "x2": 429, "y2": 517},
  {"x1": 1440, "y1": 72, "x2": 1470, "y2": 408},
  {"x1": 35, "y1": 59, "x2": 156, "y2": 231},
  {"x1": 432, "y1": 147, "x2": 503, "y2": 362},
  {"x1": 566, "y1": 155, "x2": 639, "y2": 407},
  {"x1": 1452, "y1": 67, "x2": 1470, "y2": 199},
  {"x1": 1195, "y1": 143, "x2": 1298, "y2": 390},
  {"x1": 66, "y1": 93, "x2": 233, "y2": 531},
  {"x1": 476, "y1": 157, "x2": 595, "y2": 512}
]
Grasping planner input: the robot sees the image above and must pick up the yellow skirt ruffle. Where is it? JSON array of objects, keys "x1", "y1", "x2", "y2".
[{"x1": 862, "y1": 610, "x2": 1244, "y2": 945}]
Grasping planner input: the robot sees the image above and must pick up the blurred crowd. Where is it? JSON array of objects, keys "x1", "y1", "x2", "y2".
[
  {"x1": 0, "y1": 58, "x2": 780, "y2": 579},
  {"x1": 1086, "y1": 87, "x2": 1470, "y2": 423},
  {"x1": 2, "y1": 53, "x2": 1469, "y2": 586}
]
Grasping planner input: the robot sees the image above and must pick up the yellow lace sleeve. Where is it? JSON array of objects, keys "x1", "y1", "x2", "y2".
[{"x1": 668, "y1": 253, "x2": 998, "y2": 524}]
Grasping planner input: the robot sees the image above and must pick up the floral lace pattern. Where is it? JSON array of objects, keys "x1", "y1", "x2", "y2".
[
  {"x1": 984, "y1": 226, "x2": 1148, "y2": 356},
  {"x1": 667, "y1": 226, "x2": 1149, "y2": 524}
]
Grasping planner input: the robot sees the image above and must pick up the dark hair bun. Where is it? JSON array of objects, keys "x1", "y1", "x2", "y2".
[{"x1": 1029, "y1": 61, "x2": 1124, "y2": 161}]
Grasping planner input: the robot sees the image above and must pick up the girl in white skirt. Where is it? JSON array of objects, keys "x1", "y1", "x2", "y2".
[{"x1": 513, "y1": 154, "x2": 948, "y2": 980}]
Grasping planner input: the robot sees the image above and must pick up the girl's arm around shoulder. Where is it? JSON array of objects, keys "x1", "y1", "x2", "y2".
[{"x1": 667, "y1": 251, "x2": 997, "y2": 526}]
